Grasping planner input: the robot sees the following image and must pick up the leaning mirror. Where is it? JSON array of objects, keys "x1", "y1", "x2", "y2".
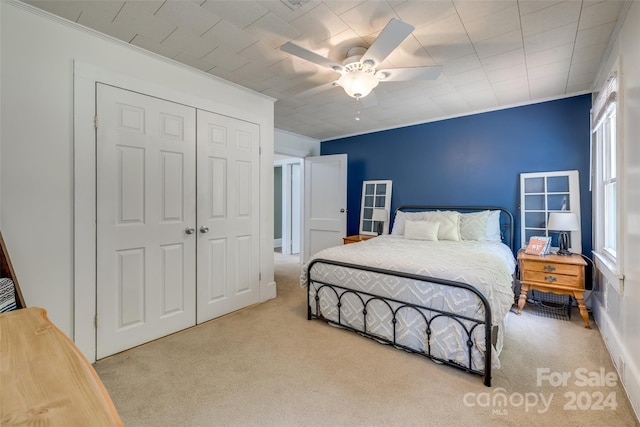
[{"x1": 359, "y1": 180, "x2": 392, "y2": 235}]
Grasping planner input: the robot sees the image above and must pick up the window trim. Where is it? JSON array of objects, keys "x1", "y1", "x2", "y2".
[
  {"x1": 591, "y1": 66, "x2": 624, "y2": 295},
  {"x1": 593, "y1": 252, "x2": 624, "y2": 295}
]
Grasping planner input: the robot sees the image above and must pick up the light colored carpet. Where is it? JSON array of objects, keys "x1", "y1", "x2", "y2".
[{"x1": 94, "y1": 252, "x2": 639, "y2": 426}]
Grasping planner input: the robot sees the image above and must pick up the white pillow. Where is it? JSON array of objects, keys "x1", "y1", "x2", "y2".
[
  {"x1": 460, "y1": 210, "x2": 490, "y2": 241},
  {"x1": 404, "y1": 220, "x2": 439, "y2": 241},
  {"x1": 391, "y1": 210, "x2": 406, "y2": 235},
  {"x1": 431, "y1": 211, "x2": 461, "y2": 241},
  {"x1": 393, "y1": 210, "x2": 461, "y2": 240},
  {"x1": 391, "y1": 210, "x2": 432, "y2": 235},
  {"x1": 485, "y1": 210, "x2": 502, "y2": 242}
]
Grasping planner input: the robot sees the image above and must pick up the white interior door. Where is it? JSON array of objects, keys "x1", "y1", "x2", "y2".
[
  {"x1": 96, "y1": 84, "x2": 196, "y2": 359},
  {"x1": 196, "y1": 110, "x2": 260, "y2": 323},
  {"x1": 303, "y1": 154, "x2": 348, "y2": 263}
]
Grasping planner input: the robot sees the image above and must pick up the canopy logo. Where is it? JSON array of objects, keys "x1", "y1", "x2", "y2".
[
  {"x1": 463, "y1": 388, "x2": 553, "y2": 415},
  {"x1": 462, "y1": 367, "x2": 619, "y2": 415}
]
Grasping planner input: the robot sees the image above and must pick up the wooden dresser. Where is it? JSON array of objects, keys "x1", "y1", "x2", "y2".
[
  {"x1": 0, "y1": 307, "x2": 123, "y2": 426},
  {"x1": 517, "y1": 250, "x2": 590, "y2": 328}
]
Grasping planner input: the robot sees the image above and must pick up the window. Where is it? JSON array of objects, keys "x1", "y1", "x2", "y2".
[
  {"x1": 592, "y1": 70, "x2": 623, "y2": 293},
  {"x1": 592, "y1": 73, "x2": 619, "y2": 260},
  {"x1": 602, "y1": 103, "x2": 617, "y2": 256},
  {"x1": 359, "y1": 180, "x2": 392, "y2": 235}
]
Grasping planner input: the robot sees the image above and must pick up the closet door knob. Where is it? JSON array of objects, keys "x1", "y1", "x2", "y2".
[
  {"x1": 185, "y1": 227, "x2": 195, "y2": 235},
  {"x1": 200, "y1": 226, "x2": 210, "y2": 234}
]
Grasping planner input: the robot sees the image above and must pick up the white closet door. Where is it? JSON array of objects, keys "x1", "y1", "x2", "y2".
[
  {"x1": 96, "y1": 84, "x2": 197, "y2": 359},
  {"x1": 196, "y1": 110, "x2": 260, "y2": 323}
]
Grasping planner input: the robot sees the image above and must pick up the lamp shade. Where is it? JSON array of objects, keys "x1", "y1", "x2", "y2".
[
  {"x1": 371, "y1": 208, "x2": 387, "y2": 222},
  {"x1": 371, "y1": 208, "x2": 387, "y2": 236},
  {"x1": 338, "y1": 71, "x2": 379, "y2": 98},
  {"x1": 547, "y1": 212, "x2": 580, "y2": 231}
]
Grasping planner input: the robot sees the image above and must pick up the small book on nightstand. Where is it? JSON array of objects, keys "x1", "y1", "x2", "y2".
[{"x1": 524, "y1": 236, "x2": 551, "y2": 256}]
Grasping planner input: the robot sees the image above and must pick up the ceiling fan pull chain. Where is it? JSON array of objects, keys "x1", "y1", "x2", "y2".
[{"x1": 355, "y1": 97, "x2": 361, "y2": 121}]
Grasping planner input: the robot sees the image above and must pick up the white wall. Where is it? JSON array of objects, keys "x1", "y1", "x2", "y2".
[
  {"x1": 275, "y1": 128, "x2": 320, "y2": 157},
  {"x1": 0, "y1": 2, "x2": 3, "y2": 218},
  {"x1": 0, "y1": 1, "x2": 275, "y2": 354},
  {"x1": 592, "y1": 1, "x2": 640, "y2": 419}
]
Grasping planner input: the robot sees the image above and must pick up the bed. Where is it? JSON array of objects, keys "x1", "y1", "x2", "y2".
[{"x1": 300, "y1": 206, "x2": 516, "y2": 386}]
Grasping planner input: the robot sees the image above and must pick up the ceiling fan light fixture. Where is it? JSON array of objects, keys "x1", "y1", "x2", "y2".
[
  {"x1": 283, "y1": 19, "x2": 441, "y2": 100},
  {"x1": 376, "y1": 71, "x2": 390, "y2": 80},
  {"x1": 338, "y1": 70, "x2": 379, "y2": 98}
]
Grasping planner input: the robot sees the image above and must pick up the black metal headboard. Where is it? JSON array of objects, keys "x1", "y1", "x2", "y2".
[{"x1": 394, "y1": 206, "x2": 515, "y2": 251}]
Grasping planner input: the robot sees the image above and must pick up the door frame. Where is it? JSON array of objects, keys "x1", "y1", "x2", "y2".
[
  {"x1": 274, "y1": 165, "x2": 284, "y2": 249},
  {"x1": 274, "y1": 157, "x2": 303, "y2": 255},
  {"x1": 73, "y1": 61, "x2": 276, "y2": 362}
]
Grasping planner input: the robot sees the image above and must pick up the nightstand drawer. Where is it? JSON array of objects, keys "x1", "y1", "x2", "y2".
[
  {"x1": 523, "y1": 261, "x2": 581, "y2": 276},
  {"x1": 521, "y1": 270, "x2": 582, "y2": 288}
]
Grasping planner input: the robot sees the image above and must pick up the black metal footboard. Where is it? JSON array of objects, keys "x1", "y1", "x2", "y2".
[{"x1": 307, "y1": 258, "x2": 494, "y2": 387}]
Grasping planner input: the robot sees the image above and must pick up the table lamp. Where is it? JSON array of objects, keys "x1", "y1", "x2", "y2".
[
  {"x1": 371, "y1": 208, "x2": 387, "y2": 235},
  {"x1": 547, "y1": 212, "x2": 580, "y2": 255}
]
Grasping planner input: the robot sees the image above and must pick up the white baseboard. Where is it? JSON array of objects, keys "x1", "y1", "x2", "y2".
[
  {"x1": 274, "y1": 238, "x2": 282, "y2": 248},
  {"x1": 593, "y1": 298, "x2": 640, "y2": 421},
  {"x1": 260, "y1": 281, "x2": 277, "y2": 302}
]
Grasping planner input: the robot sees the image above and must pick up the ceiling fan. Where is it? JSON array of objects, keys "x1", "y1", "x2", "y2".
[{"x1": 281, "y1": 18, "x2": 442, "y2": 103}]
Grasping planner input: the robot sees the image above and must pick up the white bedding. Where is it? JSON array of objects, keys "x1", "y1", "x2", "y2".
[{"x1": 301, "y1": 235, "x2": 516, "y2": 370}]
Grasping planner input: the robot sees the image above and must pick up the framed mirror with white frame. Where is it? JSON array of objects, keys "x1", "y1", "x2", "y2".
[{"x1": 359, "y1": 180, "x2": 392, "y2": 235}]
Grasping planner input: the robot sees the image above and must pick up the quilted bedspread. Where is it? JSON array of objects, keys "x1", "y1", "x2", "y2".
[{"x1": 301, "y1": 235, "x2": 517, "y2": 369}]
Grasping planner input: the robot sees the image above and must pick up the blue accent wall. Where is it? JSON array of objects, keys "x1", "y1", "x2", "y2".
[{"x1": 321, "y1": 94, "x2": 593, "y2": 255}]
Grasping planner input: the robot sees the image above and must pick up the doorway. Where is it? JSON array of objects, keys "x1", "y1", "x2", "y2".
[{"x1": 274, "y1": 156, "x2": 303, "y2": 257}]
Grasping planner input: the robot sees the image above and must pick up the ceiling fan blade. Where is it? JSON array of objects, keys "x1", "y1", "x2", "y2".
[
  {"x1": 360, "y1": 18, "x2": 414, "y2": 67},
  {"x1": 295, "y1": 81, "x2": 340, "y2": 98},
  {"x1": 378, "y1": 66, "x2": 443, "y2": 82},
  {"x1": 281, "y1": 42, "x2": 343, "y2": 71}
]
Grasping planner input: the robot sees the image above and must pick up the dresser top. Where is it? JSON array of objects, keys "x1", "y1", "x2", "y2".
[{"x1": 517, "y1": 249, "x2": 587, "y2": 266}]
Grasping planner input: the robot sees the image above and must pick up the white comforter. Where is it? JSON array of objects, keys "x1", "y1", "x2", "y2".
[{"x1": 301, "y1": 235, "x2": 516, "y2": 369}]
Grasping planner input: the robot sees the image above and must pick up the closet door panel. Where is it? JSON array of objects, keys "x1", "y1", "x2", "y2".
[
  {"x1": 196, "y1": 110, "x2": 260, "y2": 323},
  {"x1": 96, "y1": 84, "x2": 197, "y2": 359}
]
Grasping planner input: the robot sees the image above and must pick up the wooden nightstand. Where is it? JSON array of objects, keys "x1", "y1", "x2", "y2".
[
  {"x1": 517, "y1": 250, "x2": 590, "y2": 328},
  {"x1": 343, "y1": 234, "x2": 376, "y2": 244}
]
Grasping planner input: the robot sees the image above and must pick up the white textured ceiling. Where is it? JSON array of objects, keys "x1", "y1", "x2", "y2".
[{"x1": 24, "y1": 0, "x2": 628, "y2": 141}]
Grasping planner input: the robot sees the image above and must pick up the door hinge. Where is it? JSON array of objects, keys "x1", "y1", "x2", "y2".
[
  {"x1": 94, "y1": 115, "x2": 99, "y2": 128},
  {"x1": 94, "y1": 314, "x2": 98, "y2": 328},
  {"x1": 259, "y1": 147, "x2": 262, "y2": 155},
  {"x1": 259, "y1": 272, "x2": 262, "y2": 281}
]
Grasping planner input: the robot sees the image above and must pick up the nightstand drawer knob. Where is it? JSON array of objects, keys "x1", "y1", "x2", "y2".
[
  {"x1": 543, "y1": 265, "x2": 556, "y2": 272},
  {"x1": 544, "y1": 275, "x2": 557, "y2": 283}
]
